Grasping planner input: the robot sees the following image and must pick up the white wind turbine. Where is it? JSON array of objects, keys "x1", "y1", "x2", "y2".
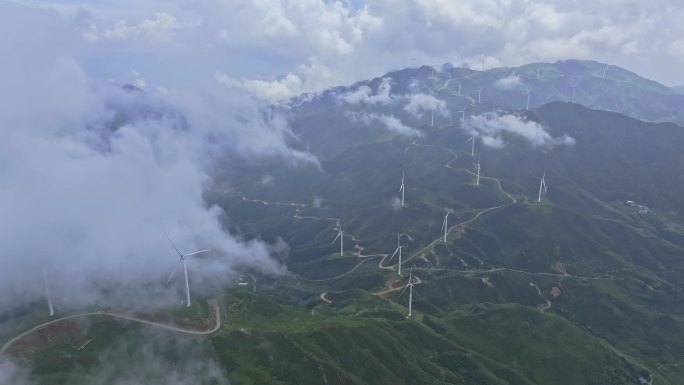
[
  {"x1": 441, "y1": 210, "x2": 451, "y2": 243},
  {"x1": 164, "y1": 232, "x2": 211, "y2": 307},
  {"x1": 41, "y1": 269, "x2": 54, "y2": 317},
  {"x1": 524, "y1": 87, "x2": 532, "y2": 110},
  {"x1": 398, "y1": 269, "x2": 416, "y2": 318},
  {"x1": 399, "y1": 172, "x2": 405, "y2": 207},
  {"x1": 476, "y1": 88, "x2": 483, "y2": 103},
  {"x1": 458, "y1": 109, "x2": 466, "y2": 128},
  {"x1": 332, "y1": 220, "x2": 344, "y2": 256},
  {"x1": 458, "y1": 101, "x2": 474, "y2": 128},
  {"x1": 453, "y1": 81, "x2": 462, "y2": 95},
  {"x1": 388, "y1": 233, "x2": 404, "y2": 276},
  {"x1": 474, "y1": 157, "x2": 481, "y2": 186},
  {"x1": 537, "y1": 171, "x2": 547, "y2": 202},
  {"x1": 466, "y1": 135, "x2": 476, "y2": 157},
  {"x1": 431, "y1": 108, "x2": 434, "y2": 127}
]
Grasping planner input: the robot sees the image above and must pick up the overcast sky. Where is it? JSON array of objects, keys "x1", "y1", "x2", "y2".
[{"x1": 12, "y1": 0, "x2": 684, "y2": 100}]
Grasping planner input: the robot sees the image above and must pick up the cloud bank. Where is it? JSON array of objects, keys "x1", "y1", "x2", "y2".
[
  {"x1": 493, "y1": 74, "x2": 523, "y2": 90},
  {"x1": 468, "y1": 113, "x2": 576, "y2": 148},
  {"x1": 351, "y1": 112, "x2": 423, "y2": 138},
  {"x1": 339, "y1": 77, "x2": 394, "y2": 105},
  {"x1": 19, "y1": 0, "x2": 682, "y2": 101},
  {"x1": 0, "y1": 3, "x2": 314, "y2": 315},
  {"x1": 403, "y1": 93, "x2": 448, "y2": 118}
]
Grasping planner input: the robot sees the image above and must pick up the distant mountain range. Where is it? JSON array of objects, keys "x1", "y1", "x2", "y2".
[{"x1": 16, "y1": 60, "x2": 684, "y2": 385}]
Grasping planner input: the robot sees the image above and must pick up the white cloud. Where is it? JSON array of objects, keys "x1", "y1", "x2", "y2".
[
  {"x1": 101, "y1": 12, "x2": 191, "y2": 43},
  {"x1": 0, "y1": 358, "x2": 29, "y2": 385},
  {"x1": 18, "y1": 0, "x2": 684, "y2": 91},
  {"x1": 468, "y1": 113, "x2": 575, "y2": 148},
  {"x1": 352, "y1": 112, "x2": 423, "y2": 137},
  {"x1": 404, "y1": 93, "x2": 447, "y2": 117},
  {"x1": 339, "y1": 77, "x2": 394, "y2": 105},
  {"x1": 493, "y1": 74, "x2": 522, "y2": 90},
  {"x1": 129, "y1": 70, "x2": 146, "y2": 88},
  {"x1": 481, "y1": 135, "x2": 505, "y2": 148},
  {"x1": 0, "y1": 3, "x2": 319, "y2": 314},
  {"x1": 216, "y1": 58, "x2": 337, "y2": 102}
]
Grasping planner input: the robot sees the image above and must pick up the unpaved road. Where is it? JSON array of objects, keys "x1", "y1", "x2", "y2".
[{"x1": 1, "y1": 300, "x2": 221, "y2": 355}]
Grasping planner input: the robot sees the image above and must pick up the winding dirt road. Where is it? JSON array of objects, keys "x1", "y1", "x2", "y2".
[{"x1": 0, "y1": 300, "x2": 221, "y2": 356}]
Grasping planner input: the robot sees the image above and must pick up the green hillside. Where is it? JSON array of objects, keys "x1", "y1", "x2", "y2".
[{"x1": 8, "y1": 63, "x2": 684, "y2": 384}]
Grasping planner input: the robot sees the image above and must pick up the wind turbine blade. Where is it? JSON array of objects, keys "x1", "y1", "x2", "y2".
[
  {"x1": 166, "y1": 258, "x2": 182, "y2": 285},
  {"x1": 162, "y1": 231, "x2": 184, "y2": 258},
  {"x1": 331, "y1": 231, "x2": 341, "y2": 245},
  {"x1": 42, "y1": 269, "x2": 54, "y2": 317},
  {"x1": 398, "y1": 283, "x2": 410, "y2": 298},
  {"x1": 183, "y1": 258, "x2": 191, "y2": 307},
  {"x1": 184, "y1": 249, "x2": 211, "y2": 257},
  {"x1": 388, "y1": 247, "x2": 399, "y2": 262}
]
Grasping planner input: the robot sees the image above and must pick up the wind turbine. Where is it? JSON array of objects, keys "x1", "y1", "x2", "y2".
[
  {"x1": 451, "y1": 81, "x2": 461, "y2": 95},
  {"x1": 537, "y1": 171, "x2": 547, "y2": 202},
  {"x1": 466, "y1": 135, "x2": 475, "y2": 156},
  {"x1": 524, "y1": 87, "x2": 532, "y2": 110},
  {"x1": 441, "y1": 210, "x2": 450, "y2": 243},
  {"x1": 458, "y1": 100, "x2": 474, "y2": 127},
  {"x1": 398, "y1": 270, "x2": 415, "y2": 318},
  {"x1": 41, "y1": 269, "x2": 54, "y2": 317},
  {"x1": 399, "y1": 172, "x2": 405, "y2": 207},
  {"x1": 474, "y1": 157, "x2": 481, "y2": 186},
  {"x1": 601, "y1": 64, "x2": 608, "y2": 79},
  {"x1": 431, "y1": 108, "x2": 434, "y2": 127},
  {"x1": 476, "y1": 88, "x2": 483, "y2": 103},
  {"x1": 388, "y1": 233, "x2": 404, "y2": 276},
  {"x1": 332, "y1": 220, "x2": 344, "y2": 256},
  {"x1": 164, "y1": 232, "x2": 210, "y2": 307}
]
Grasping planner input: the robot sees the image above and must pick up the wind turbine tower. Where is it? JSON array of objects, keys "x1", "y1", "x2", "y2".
[
  {"x1": 431, "y1": 109, "x2": 434, "y2": 127},
  {"x1": 42, "y1": 269, "x2": 54, "y2": 317},
  {"x1": 399, "y1": 270, "x2": 416, "y2": 318},
  {"x1": 458, "y1": 110, "x2": 466, "y2": 128},
  {"x1": 466, "y1": 135, "x2": 475, "y2": 157},
  {"x1": 455, "y1": 81, "x2": 462, "y2": 95},
  {"x1": 389, "y1": 233, "x2": 404, "y2": 276},
  {"x1": 399, "y1": 172, "x2": 405, "y2": 207},
  {"x1": 441, "y1": 210, "x2": 450, "y2": 243},
  {"x1": 474, "y1": 158, "x2": 481, "y2": 186},
  {"x1": 332, "y1": 220, "x2": 344, "y2": 256},
  {"x1": 537, "y1": 171, "x2": 547, "y2": 203},
  {"x1": 476, "y1": 88, "x2": 483, "y2": 103},
  {"x1": 525, "y1": 87, "x2": 532, "y2": 110},
  {"x1": 164, "y1": 232, "x2": 211, "y2": 307}
]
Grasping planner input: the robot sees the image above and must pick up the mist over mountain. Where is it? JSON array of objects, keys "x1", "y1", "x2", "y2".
[{"x1": 5, "y1": 1, "x2": 684, "y2": 384}]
